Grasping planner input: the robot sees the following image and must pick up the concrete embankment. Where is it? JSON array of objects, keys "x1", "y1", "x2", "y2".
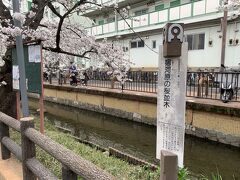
[{"x1": 29, "y1": 84, "x2": 240, "y2": 147}]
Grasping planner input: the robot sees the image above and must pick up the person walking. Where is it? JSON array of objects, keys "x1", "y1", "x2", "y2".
[
  {"x1": 69, "y1": 61, "x2": 78, "y2": 86},
  {"x1": 83, "y1": 71, "x2": 89, "y2": 86}
]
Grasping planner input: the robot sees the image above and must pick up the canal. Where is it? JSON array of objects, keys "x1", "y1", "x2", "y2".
[{"x1": 30, "y1": 99, "x2": 240, "y2": 179}]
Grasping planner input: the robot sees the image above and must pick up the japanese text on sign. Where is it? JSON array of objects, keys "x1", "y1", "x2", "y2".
[{"x1": 163, "y1": 59, "x2": 172, "y2": 108}]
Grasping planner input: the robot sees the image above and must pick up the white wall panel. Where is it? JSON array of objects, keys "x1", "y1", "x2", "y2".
[
  {"x1": 193, "y1": 1, "x2": 205, "y2": 16},
  {"x1": 103, "y1": 24, "x2": 108, "y2": 33},
  {"x1": 180, "y1": 4, "x2": 192, "y2": 19},
  {"x1": 96, "y1": 25, "x2": 102, "y2": 35},
  {"x1": 150, "y1": 12, "x2": 159, "y2": 24},
  {"x1": 133, "y1": 17, "x2": 141, "y2": 28},
  {"x1": 108, "y1": 22, "x2": 115, "y2": 32},
  {"x1": 170, "y1": 7, "x2": 180, "y2": 20},
  {"x1": 118, "y1": 20, "x2": 125, "y2": 31},
  {"x1": 140, "y1": 14, "x2": 148, "y2": 26},
  {"x1": 159, "y1": 9, "x2": 168, "y2": 23},
  {"x1": 206, "y1": 0, "x2": 219, "y2": 13}
]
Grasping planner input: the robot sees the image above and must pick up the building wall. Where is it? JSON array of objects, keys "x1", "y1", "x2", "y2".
[
  {"x1": 128, "y1": 34, "x2": 161, "y2": 68},
  {"x1": 117, "y1": 22, "x2": 240, "y2": 69},
  {"x1": 85, "y1": 0, "x2": 240, "y2": 70},
  {"x1": 19, "y1": 0, "x2": 91, "y2": 28},
  {"x1": 88, "y1": 0, "x2": 221, "y2": 37},
  {"x1": 187, "y1": 24, "x2": 240, "y2": 68}
]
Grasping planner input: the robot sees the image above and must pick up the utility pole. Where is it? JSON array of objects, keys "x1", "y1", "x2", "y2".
[
  {"x1": 12, "y1": 0, "x2": 29, "y2": 117},
  {"x1": 220, "y1": 0, "x2": 228, "y2": 72}
]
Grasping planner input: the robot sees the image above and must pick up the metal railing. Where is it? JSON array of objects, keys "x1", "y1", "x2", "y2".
[
  {"x1": 186, "y1": 72, "x2": 240, "y2": 102},
  {"x1": 0, "y1": 112, "x2": 113, "y2": 180},
  {"x1": 46, "y1": 70, "x2": 240, "y2": 102}
]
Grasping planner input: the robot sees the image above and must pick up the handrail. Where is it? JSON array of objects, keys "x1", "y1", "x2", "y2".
[
  {"x1": 0, "y1": 112, "x2": 114, "y2": 180},
  {"x1": 1, "y1": 137, "x2": 22, "y2": 161},
  {"x1": 26, "y1": 158, "x2": 58, "y2": 180},
  {"x1": 24, "y1": 127, "x2": 114, "y2": 180},
  {"x1": 0, "y1": 112, "x2": 20, "y2": 132}
]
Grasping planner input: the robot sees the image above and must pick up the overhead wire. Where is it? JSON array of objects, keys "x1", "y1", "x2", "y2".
[{"x1": 116, "y1": 9, "x2": 159, "y2": 55}]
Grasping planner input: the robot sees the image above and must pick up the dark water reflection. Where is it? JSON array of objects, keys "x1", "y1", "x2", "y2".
[{"x1": 29, "y1": 99, "x2": 240, "y2": 179}]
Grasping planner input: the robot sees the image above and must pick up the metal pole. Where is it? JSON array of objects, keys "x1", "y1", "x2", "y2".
[
  {"x1": 220, "y1": 0, "x2": 228, "y2": 72},
  {"x1": 12, "y1": 0, "x2": 29, "y2": 117},
  {"x1": 16, "y1": 91, "x2": 21, "y2": 120},
  {"x1": 39, "y1": 44, "x2": 45, "y2": 134}
]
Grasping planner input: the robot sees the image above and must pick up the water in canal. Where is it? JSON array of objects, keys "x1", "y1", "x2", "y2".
[{"x1": 30, "y1": 99, "x2": 240, "y2": 179}]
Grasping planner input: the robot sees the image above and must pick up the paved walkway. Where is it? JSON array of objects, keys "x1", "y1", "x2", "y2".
[{"x1": 0, "y1": 146, "x2": 22, "y2": 180}]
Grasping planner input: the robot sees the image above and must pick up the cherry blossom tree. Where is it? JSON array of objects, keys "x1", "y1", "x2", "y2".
[
  {"x1": 0, "y1": 0, "x2": 130, "y2": 78},
  {"x1": 219, "y1": 0, "x2": 240, "y2": 18},
  {"x1": 0, "y1": 0, "x2": 131, "y2": 116}
]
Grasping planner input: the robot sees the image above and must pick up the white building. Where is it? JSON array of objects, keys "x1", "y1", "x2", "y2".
[
  {"x1": 20, "y1": 0, "x2": 90, "y2": 25},
  {"x1": 83, "y1": 0, "x2": 240, "y2": 71}
]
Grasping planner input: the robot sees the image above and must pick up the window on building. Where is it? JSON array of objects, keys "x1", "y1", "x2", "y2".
[
  {"x1": 106, "y1": 17, "x2": 115, "y2": 23},
  {"x1": 122, "y1": 47, "x2": 129, "y2": 52},
  {"x1": 98, "y1": 20, "x2": 104, "y2": 25},
  {"x1": 155, "y1": 4, "x2": 164, "y2": 11},
  {"x1": 138, "y1": 40, "x2": 145, "y2": 47},
  {"x1": 134, "y1": 9, "x2": 148, "y2": 16},
  {"x1": 52, "y1": 6, "x2": 60, "y2": 18},
  {"x1": 152, "y1": 40, "x2": 156, "y2": 49},
  {"x1": 130, "y1": 41, "x2": 138, "y2": 48},
  {"x1": 28, "y1": 1, "x2": 32, "y2": 11},
  {"x1": 56, "y1": 7, "x2": 60, "y2": 13},
  {"x1": 187, "y1": 33, "x2": 205, "y2": 50},
  {"x1": 170, "y1": 0, "x2": 180, "y2": 7},
  {"x1": 44, "y1": 10, "x2": 48, "y2": 18},
  {"x1": 130, "y1": 40, "x2": 145, "y2": 48}
]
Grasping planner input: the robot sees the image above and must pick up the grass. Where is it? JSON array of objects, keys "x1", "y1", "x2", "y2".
[{"x1": 10, "y1": 116, "x2": 162, "y2": 179}]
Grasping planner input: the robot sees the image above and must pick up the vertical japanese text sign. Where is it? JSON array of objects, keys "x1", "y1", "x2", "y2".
[{"x1": 157, "y1": 23, "x2": 188, "y2": 167}]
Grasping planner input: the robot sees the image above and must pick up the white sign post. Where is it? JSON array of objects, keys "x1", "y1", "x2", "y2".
[{"x1": 156, "y1": 40, "x2": 188, "y2": 167}]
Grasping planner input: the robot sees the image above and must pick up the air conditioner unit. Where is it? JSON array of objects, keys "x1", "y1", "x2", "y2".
[
  {"x1": 232, "y1": 39, "x2": 239, "y2": 46},
  {"x1": 208, "y1": 40, "x2": 213, "y2": 47}
]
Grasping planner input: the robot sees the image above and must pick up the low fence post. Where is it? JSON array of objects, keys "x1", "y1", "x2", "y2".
[
  {"x1": 0, "y1": 122, "x2": 11, "y2": 160},
  {"x1": 62, "y1": 164, "x2": 77, "y2": 180},
  {"x1": 160, "y1": 150, "x2": 178, "y2": 180},
  {"x1": 60, "y1": 72, "x2": 63, "y2": 85},
  {"x1": 49, "y1": 72, "x2": 52, "y2": 84},
  {"x1": 20, "y1": 117, "x2": 37, "y2": 180},
  {"x1": 63, "y1": 75, "x2": 66, "y2": 84}
]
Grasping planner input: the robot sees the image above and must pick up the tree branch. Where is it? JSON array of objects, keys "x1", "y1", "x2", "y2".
[
  {"x1": 66, "y1": 26, "x2": 82, "y2": 38},
  {"x1": 62, "y1": 0, "x2": 86, "y2": 18},
  {"x1": 51, "y1": 0, "x2": 86, "y2": 50},
  {"x1": 0, "y1": 0, "x2": 13, "y2": 27},
  {"x1": 42, "y1": 46, "x2": 94, "y2": 59},
  {"x1": 47, "y1": 2, "x2": 62, "y2": 19},
  {"x1": 24, "y1": 0, "x2": 48, "y2": 30}
]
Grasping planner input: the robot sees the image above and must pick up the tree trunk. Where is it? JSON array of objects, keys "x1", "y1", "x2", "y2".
[{"x1": 0, "y1": 49, "x2": 17, "y2": 118}]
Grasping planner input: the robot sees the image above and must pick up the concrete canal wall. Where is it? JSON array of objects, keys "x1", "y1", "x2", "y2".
[{"x1": 31, "y1": 84, "x2": 240, "y2": 147}]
